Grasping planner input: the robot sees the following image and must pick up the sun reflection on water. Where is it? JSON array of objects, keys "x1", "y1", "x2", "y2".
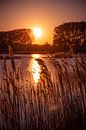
[
  {"x1": 31, "y1": 54, "x2": 41, "y2": 83},
  {"x1": 32, "y1": 54, "x2": 40, "y2": 58}
]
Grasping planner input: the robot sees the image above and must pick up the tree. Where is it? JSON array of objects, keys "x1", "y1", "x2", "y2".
[
  {"x1": 53, "y1": 22, "x2": 86, "y2": 53},
  {"x1": 0, "y1": 29, "x2": 34, "y2": 53}
]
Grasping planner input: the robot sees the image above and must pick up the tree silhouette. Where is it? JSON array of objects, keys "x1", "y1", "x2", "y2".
[
  {"x1": 53, "y1": 22, "x2": 86, "y2": 53},
  {"x1": 0, "y1": 29, "x2": 34, "y2": 53}
]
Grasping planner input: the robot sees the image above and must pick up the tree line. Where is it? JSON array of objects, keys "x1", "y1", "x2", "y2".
[
  {"x1": 53, "y1": 21, "x2": 86, "y2": 53},
  {"x1": 0, "y1": 29, "x2": 34, "y2": 53},
  {"x1": 0, "y1": 22, "x2": 86, "y2": 54}
]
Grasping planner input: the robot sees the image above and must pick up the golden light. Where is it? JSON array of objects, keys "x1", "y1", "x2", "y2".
[
  {"x1": 32, "y1": 59, "x2": 41, "y2": 83},
  {"x1": 32, "y1": 54, "x2": 40, "y2": 58},
  {"x1": 30, "y1": 54, "x2": 41, "y2": 83},
  {"x1": 33, "y1": 27, "x2": 42, "y2": 38}
]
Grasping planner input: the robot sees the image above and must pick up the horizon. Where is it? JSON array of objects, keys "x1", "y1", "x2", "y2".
[
  {"x1": 0, "y1": 0, "x2": 86, "y2": 44},
  {"x1": 0, "y1": 21, "x2": 86, "y2": 45}
]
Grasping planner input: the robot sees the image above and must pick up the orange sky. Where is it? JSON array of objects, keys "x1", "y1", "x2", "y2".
[{"x1": 0, "y1": 0, "x2": 86, "y2": 44}]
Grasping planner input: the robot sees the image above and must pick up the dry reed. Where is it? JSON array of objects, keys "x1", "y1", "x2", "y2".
[{"x1": 0, "y1": 52, "x2": 86, "y2": 130}]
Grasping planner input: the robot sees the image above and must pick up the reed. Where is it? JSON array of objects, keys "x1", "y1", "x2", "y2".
[{"x1": 0, "y1": 53, "x2": 86, "y2": 130}]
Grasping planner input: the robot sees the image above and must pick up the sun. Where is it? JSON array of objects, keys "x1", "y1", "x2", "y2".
[{"x1": 33, "y1": 27, "x2": 42, "y2": 38}]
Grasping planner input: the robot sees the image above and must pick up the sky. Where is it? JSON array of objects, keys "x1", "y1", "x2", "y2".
[{"x1": 0, "y1": 0, "x2": 86, "y2": 44}]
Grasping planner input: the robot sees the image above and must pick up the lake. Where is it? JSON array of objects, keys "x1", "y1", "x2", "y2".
[
  {"x1": 0, "y1": 54, "x2": 86, "y2": 130},
  {"x1": 0, "y1": 54, "x2": 80, "y2": 84}
]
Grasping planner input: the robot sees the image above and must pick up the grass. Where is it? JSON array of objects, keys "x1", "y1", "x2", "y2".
[{"x1": 0, "y1": 53, "x2": 86, "y2": 130}]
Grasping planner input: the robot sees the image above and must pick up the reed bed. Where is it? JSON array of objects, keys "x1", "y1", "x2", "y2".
[{"x1": 0, "y1": 54, "x2": 86, "y2": 130}]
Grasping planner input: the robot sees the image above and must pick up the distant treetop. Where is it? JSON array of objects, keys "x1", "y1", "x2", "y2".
[{"x1": 53, "y1": 21, "x2": 86, "y2": 53}]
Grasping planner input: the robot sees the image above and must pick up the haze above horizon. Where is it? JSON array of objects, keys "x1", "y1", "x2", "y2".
[{"x1": 0, "y1": 0, "x2": 86, "y2": 44}]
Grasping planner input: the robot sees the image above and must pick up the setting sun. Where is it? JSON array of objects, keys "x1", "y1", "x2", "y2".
[{"x1": 33, "y1": 27, "x2": 42, "y2": 38}]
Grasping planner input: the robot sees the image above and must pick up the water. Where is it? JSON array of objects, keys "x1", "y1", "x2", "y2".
[
  {"x1": 0, "y1": 54, "x2": 86, "y2": 130},
  {"x1": 0, "y1": 54, "x2": 54, "y2": 83},
  {"x1": 0, "y1": 54, "x2": 85, "y2": 85}
]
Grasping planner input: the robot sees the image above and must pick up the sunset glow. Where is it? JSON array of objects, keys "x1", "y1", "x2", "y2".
[
  {"x1": 32, "y1": 59, "x2": 41, "y2": 83},
  {"x1": 0, "y1": 0, "x2": 85, "y2": 44},
  {"x1": 0, "y1": 0, "x2": 86, "y2": 129},
  {"x1": 32, "y1": 54, "x2": 40, "y2": 58},
  {"x1": 33, "y1": 27, "x2": 42, "y2": 38}
]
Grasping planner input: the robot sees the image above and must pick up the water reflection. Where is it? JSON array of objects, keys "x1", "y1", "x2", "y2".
[
  {"x1": 31, "y1": 54, "x2": 40, "y2": 58},
  {"x1": 31, "y1": 54, "x2": 41, "y2": 83}
]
